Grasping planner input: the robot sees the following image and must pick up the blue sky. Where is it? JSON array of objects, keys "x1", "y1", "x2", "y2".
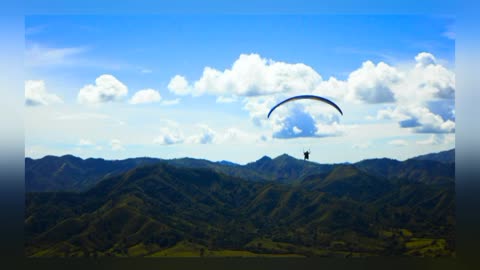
[{"x1": 25, "y1": 15, "x2": 455, "y2": 163}]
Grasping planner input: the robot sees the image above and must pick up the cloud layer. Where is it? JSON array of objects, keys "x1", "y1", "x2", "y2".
[{"x1": 167, "y1": 52, "x2": 455, "y2": 138}]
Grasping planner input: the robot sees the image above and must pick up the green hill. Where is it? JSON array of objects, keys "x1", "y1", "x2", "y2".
[{"x1": 25, "y1": 157, "x2": 455, "y2": 257}]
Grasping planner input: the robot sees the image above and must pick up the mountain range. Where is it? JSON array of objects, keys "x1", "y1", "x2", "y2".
[
  {"x1": 25, "y1": 149, "x2": 455, "y2": 257},
  {"x1": 25, "y1": 149, "x2": 454, "y2": 192}
]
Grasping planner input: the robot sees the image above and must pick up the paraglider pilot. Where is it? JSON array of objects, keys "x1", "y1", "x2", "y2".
[{"x1": 303, "y1": 150, "x2": 311, "y2": 160}]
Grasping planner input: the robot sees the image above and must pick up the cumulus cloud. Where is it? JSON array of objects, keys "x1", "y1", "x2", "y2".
[
  {"x1": 314, "y1": 122, "x2": 348, "y2": 137},
  {"x1": 153, "y1": 124, "x2": 218, "y2": 145},
  {"x1": 167, "y1": 52, "x2": 454, "y2": 139},
  {"x1": 110, "y1": 139, "x2": 124, "y2": 151},
  {"x1": 169, "y1": 54, "x2": 322, "y2": 97},
  {"x1": 346, "y1": 61, "x2": 400, "y2": 103},
  {"x1": 378, "y1": 105, "x2": 455, "y2": 134},
  {"x1": 168, "y1": 75, "x2": 192, "y2": 96},
  {"x1": 374, "y1": 52, "x2": 455, "y2": 134},
  {"x1": 415, "y1": 52, "x2": 437, "y2": 68},
  {"x1": 186, "y1": 125, "x2": 216, "y2": 144},
  {"x1": 78, "y1": 74, "x2": 128, "y2": 104},
  {"x1": 242, "y1": 95, "x2": 278, "y2": 127},
  {"x1": 25, "y1": 80, "x2": 63, "y2": 106},
  {"x1": 407, "y1": 109, "x2": 455, "y2": 133},
  {"x1": 153, "y1": 123, "x2": 185, "y2": 145},
  {"x1": 313, "y1": 77, "x2": 348, "y2": 100},
  {"x1": 129, "y1": 88, "x2": 161, "y2": 104}
]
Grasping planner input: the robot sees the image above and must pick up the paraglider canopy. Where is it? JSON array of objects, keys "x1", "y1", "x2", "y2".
[{"x1": 267, "y1": 95, "x2": 343, "y2": 119}]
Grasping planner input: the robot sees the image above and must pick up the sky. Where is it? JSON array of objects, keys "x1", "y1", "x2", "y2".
[{"x1": 24, "y1": 15, "x2": 455, "y2": 164}]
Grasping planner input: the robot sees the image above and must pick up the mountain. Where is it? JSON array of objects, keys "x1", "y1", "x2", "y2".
[
  {"x1": 244, "y1": 154, "x2": 334, "y2": 184},
  {"x1": 217, "y1": 160, "x2": 239, "y2": 166},
  {"x1": 410, "y1": 149, "x2": 455, "y2": 163},
  {"x1": 25, "y1": 155, "x2": 162, "y2": 192},
  {"x1": 355, "y1": 158, "x2": 454, "y2": 185},
  {"x1": 26, "y1": 154, "x2": 335, "y2": 192},
  {"x1": 26, "y1": 150, "x2": 455, "y2": 192},
  {"x1": 25, "y1": 157, "x2": 455, "y2": 257},
  {"x1": 301, "y1": 165, "x2": 392, "y2": 202}
]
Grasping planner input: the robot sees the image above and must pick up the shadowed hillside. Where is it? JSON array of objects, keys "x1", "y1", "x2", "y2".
[{"x1": 25, "y1": 150, "x2": 455, "y2": 257}]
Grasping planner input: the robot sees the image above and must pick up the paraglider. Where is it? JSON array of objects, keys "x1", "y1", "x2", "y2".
[
  {"x1": 267, "y1": 95, "x2": 343, "y2": 161},
  {"x1": 303, "y1": 149, "x2": 311, "y2": 160},
  {"x1": 267, "y1": 95, "x2": 343, "y2": 119}
]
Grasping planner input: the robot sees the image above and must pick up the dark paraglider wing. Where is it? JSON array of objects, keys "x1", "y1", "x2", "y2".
[{"x1": 267, "y1": 95, "x2": 343, "y2": 118}]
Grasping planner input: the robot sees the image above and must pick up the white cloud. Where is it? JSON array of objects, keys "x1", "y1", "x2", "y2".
[
  {"x1": 152, "y1": 124, "x2": 258, "y2": 146},
  {"x1": 168, "y1": 75, "x2": 192, "y2": 96},
  {"x1": 292, "y1": 126, "x2": 302, "y2": 134},
  {"x1": 170, "y1": 54, "x2": 322, "y2": 97},
  {"x1": 110, "y1": 139, "x2": 124, "y2": 151},
  {"x1": 186, "y1": 125, "x2": 216, "y2": 144},
  {"x1": 409, "y1": 109, "x2": 455, "y2": 134},
  {"x1": 378, "y1": 105, "x2": 455, "y2": 134},
  {"x1": 154, "y1": 133, "x2": 184, "y2": 145},
  {"x1": 25, "y1": 80, "x2": 63, "y2": 106},
  {"x1": 313, "y1": 77, "x2": 348, "y2": 100},
  {"x1": 153, "y1": 124, "x2": 185, "y2": 145},
  {"x1": 392, "y1": 53, "x2": 455, "y2": 102},
  {"x1": 78, "y1": 74, "x2": 128, "y2": 104},
  {"x1": 242, "y1": 95, "x2": 278, "y2": 127},
  {"x1": 415, "y1": 52, "x2": 437, "y2": 68},
  {"x1": 346, "y1": 61, "x2": 400, "y2": 104},
  {"x1": 388, "y1": 139, "x2": 408, "y2": 147},
  {"x1": 314, "y1": 122, "x2": 348, "y2": 137},
  {"x1": 129, "y1": 88, "x2": 161, "y2": 104},
  {"x1": 373, "y1": 52, "x2": 455, "y2": 134},
  {"x1": 165, "y1": 52, "x2": 454, "y2": 139}
]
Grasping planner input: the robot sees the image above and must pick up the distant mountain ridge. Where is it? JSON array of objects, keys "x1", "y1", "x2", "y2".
[
  {"x1": 410, "y1": 149, "x2": 454, "y2": 163},
  {"x1": 25, "y1": 155, "x2": 162, "y2": 192},
  {"x1": 25, "y1": 149, "x2": 454, "y2": 192}
]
